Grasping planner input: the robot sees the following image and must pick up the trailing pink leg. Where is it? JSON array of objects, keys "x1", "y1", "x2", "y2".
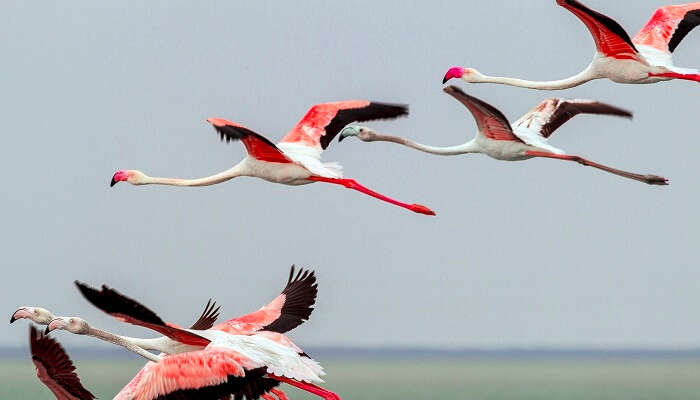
[
  {"x1": 270, "y1": 375, "x2": 341, "y2": 400},
  {"x1": 262, "y1": 394, "x2": 276, "y2": 400},
  {"x1": 308, "y1": 176, "x2": 436, "y2": 215},
  {"x1": 270, "y1": 388, "x2": 289, "y2": 400},
  {"x1": 649, "y1": 72, "x2": 700, "y2": 83},
  {"x1": 525, "y1": 151, "x2": 668, "y2": 185}
]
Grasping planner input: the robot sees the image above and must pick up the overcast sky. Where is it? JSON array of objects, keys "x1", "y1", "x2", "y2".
[{"x1": 2, "y1": 1, "x2": 699, "y2": 350}]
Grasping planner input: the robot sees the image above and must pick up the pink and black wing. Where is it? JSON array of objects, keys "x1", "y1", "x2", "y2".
[
  {"x1": 207, "y1": 117, "x2": 293, "y2": 164},
  {"x1": 75, "y1": 281, "x2": 210, "y2": 347},
  {"x1": 152, "y1": 367, "x2": 280, "y2": 400},
  {"x1": 214, "y1": 265, "x2": 317, "y2": 335},
  {"x1": 29, "y1": 325, "x2": 95, "y2": 400},
  {"x1": 116, "y1": 346, "x2": 275, "y2": 400},
  {"x1": 443, "y1": 86, "x2": 522, "y2": 142},
  {"x1": 280, "y1": 101, "x2": 408, "y2": 150},
  {"x1": 556, "y1": 0, "x2": 640, "y2": 60},
  {"x1": 633, "y1": 3, "x2": 700, "y2": 53},
  {"x1": 189, "y1": 299, "x2": 221, "y2": 330},
  {"x1": 514, "y1": 98, "x2": 633, "y2": 138}
]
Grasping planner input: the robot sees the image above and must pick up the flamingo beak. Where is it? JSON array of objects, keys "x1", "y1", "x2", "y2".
[
  {"x1": 110, "y1": 170, "x2": 129, "y2": 187},
  {"x1": 10, "y1": 308, "x2": 28, "y2": 324},
  {"x1": 442, "y1": 66, "x2": 465, "y2": 84},
  {"x1": 45, "y1": 318, "x2": 63, "y2": 335}
]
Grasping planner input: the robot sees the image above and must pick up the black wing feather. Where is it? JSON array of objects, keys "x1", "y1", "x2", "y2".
[
  {"x1": 189, "y1": 299, "x2": 221, "y2": 331},
  {"x1": 262, "y1": 265, "x2": 318, "y2": 333},
  {"x1": 669, "y1": 10, "x2": 700, "y2": 53},
  {"x1": 75, "y1": 281, "x2": 166, "y2": 326},
  {"x1": 323, "y1": 102, "x2": 408, "y2": 149},
  {"x1": 29, "y1": 325, "x2": 96, "y2": 400}
]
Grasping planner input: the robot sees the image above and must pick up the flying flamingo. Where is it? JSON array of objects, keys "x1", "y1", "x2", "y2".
[
  {"x1": 443, "y1": 1, "x2": 700, "y2": 88},
  {"x1": 25, "y1": 324, "x2": 287, "y2": 400},
  {"x1": 45, "y1": 267, "x2": 339, "y2": 400},
  {"x1": 28, "y1": 325, "x2": 95, "y2": 400},
  {"x1": 11, "y1": 265, "x2": 317, "y2": 400},
  {"x1": 339, "y1": 86, "x2": 668, "y2": 185},
  {"x1": 15, "y1": 304, "x2": 288, "y2": 400},
  {"x1": 110, "y1": 101, "x2": 435, "y2": 215}
]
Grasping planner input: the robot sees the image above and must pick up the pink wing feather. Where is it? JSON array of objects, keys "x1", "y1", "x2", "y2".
[
  {"x1": 557, "y1": 0, "x2": 640, "y2": 60},
  {"x1": 633, "y1": 3, "x2": 700, "y2": 53},
  {"x1": 280, "y1": 101, "x2": 408, "y2": 150},
  {"x1": 214, "y1": 266, "x2": 317, "y2": 335},
  {"x1": 113, "y1": 347, "x2": 256, "y2": 400},
  {"x1": 442, "y1": 86, "x2": 522, "y2": 142}
]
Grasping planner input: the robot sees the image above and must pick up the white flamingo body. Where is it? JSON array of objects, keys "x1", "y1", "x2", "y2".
[{"x1": 443, "y1": 1, "x2": 700, "y2": 88}]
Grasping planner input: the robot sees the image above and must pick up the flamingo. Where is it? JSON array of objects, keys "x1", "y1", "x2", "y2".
[
  {"x1": 15, "y1": 304, "x2": 289, "y2": 400},
  {"x1": 27, "y1": 325, "x2": 95, "y2": 400},
  {"x1": 25, "y1": 324, "x2": 288, "y2": 400},
  {"x1": 443, "y1": 1, "x2": 700, "y2": 88},
  {"x1": 45, "y1": 267, "x2": 339, "y2": 400},
  {"x1": 11, "y1": 264, "x2": 318, "y2": 400},
  {"x1": 110, "y1": 101, "x2": 435, "y2": 215},
  {"x1": 339, "y1": 86, "x2": 668, "y2": 185}
]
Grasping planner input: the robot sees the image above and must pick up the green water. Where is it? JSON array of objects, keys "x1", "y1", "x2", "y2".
[{"x1": 2, "y1": 360, "x2": 699, "y2": 399}]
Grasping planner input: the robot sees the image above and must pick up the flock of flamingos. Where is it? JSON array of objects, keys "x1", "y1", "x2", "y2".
[{"x1": 9, "y1": 1, "x2": 700, "y2": 399}]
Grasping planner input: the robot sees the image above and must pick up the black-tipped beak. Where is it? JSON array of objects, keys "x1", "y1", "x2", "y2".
[
  {"x1": 442, "y1": 76, "x2": 449, "y2": 84},
  {"x1": 44, "y1": 326, "x2": 51, "y2": 335},
  {"x1": 338, "y1": 134, "x2": 346, "y2": 143},
  {"x1": 110, "y1": 176, "x2": 117, "y2": 187},
  {"x1": 10, "y1": 316, "x2": 16, "y2": 324}
]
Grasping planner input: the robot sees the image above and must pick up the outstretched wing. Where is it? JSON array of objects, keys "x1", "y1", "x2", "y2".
[
  {"x1": 557, "y1": 0, "x2": 640, "y2": 60},
  {"x1": 29, "y1": 325, "x2": 96, "y2": 400},
  {"x1": 633, "y1": 3, "x2": 700, "y2": 53},
  {"x1": 207, "y1": 117, "x2": 293, "y2": 164},
  {"x1": 214, "y1": 265, "x2": 317, "y2": 335},
  {"x1": 443, "y1": 86, "x2": 522, "y2": 142},
  {"x1": 113, "y1": 346, "x2": 277, "y2": 400},
  {"x1": 189, "y1": 299, "x2": 221, "y2": 330},
  {"x1": 75, "y1": 282, "x2": 210, "y2": 347},
  {"x1": 280, "y1": 101, "x2": 408, "y2": 150},
  {"x1": 513, "y1": 98, "x2": 633, "y2": 138}
]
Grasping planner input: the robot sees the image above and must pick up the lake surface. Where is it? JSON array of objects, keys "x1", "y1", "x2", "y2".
[{"x1": 2, "y1": 359, "x2": 700, "y2": 399}]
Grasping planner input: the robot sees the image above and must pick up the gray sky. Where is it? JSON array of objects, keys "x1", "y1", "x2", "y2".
[{"x1": 2, "y1": 1, "x2": 699, "y2": 350}]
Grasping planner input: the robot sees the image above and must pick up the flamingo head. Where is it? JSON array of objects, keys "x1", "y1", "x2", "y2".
[
  {"x1": 45, "y1": 316, "x2": 89, "y2": 335},
  {"x1": 442, "y1": 67, "x2": 480, "y2": 83},
  {"x1": 10, "y1": 307, "x2": 55, "y2": 324},
  {"x1": 110, "y1": 170, "x2": 146, "y2": 187},
  {"x1": 338, "y1": 125, "x2": 377, "y2": 143}
]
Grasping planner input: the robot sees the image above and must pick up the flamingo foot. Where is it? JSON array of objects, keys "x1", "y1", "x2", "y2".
[
  {"x1": 409, "y1": 204, "x2": 436, "y2": 215},
  {"x1": 271, "y1": 388, "x2": 290, "y2": 400},
  {"x1": 643, "y1": 175, "x2": 669, "y2": 186}
]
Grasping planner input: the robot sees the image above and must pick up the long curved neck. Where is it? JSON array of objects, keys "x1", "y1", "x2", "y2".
[
  {"x1": 139, "y1": 163, "x2": 246, "y2": 187},
  {"x1": 475, "y1": 64, "x2": 597, "y2": 90},
  {"x1": 369, "y1": 134, "x2": 479, "y2": 156},
  {"x1": 86, "y1": 326, "x2": 163, "y2": 362}
]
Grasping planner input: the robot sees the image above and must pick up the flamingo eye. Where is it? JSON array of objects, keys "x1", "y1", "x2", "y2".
[
  {"x1": 33, "y1": 310, "x2": 39, "y2": 315},
  {"x1": 69, "y1": 318, "x2": 74, "y2": 324}
]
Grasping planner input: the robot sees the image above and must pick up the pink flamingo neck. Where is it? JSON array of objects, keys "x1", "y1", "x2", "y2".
[{"x1": 308, "y1": 176, "x2": 435, "y2": 215}]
